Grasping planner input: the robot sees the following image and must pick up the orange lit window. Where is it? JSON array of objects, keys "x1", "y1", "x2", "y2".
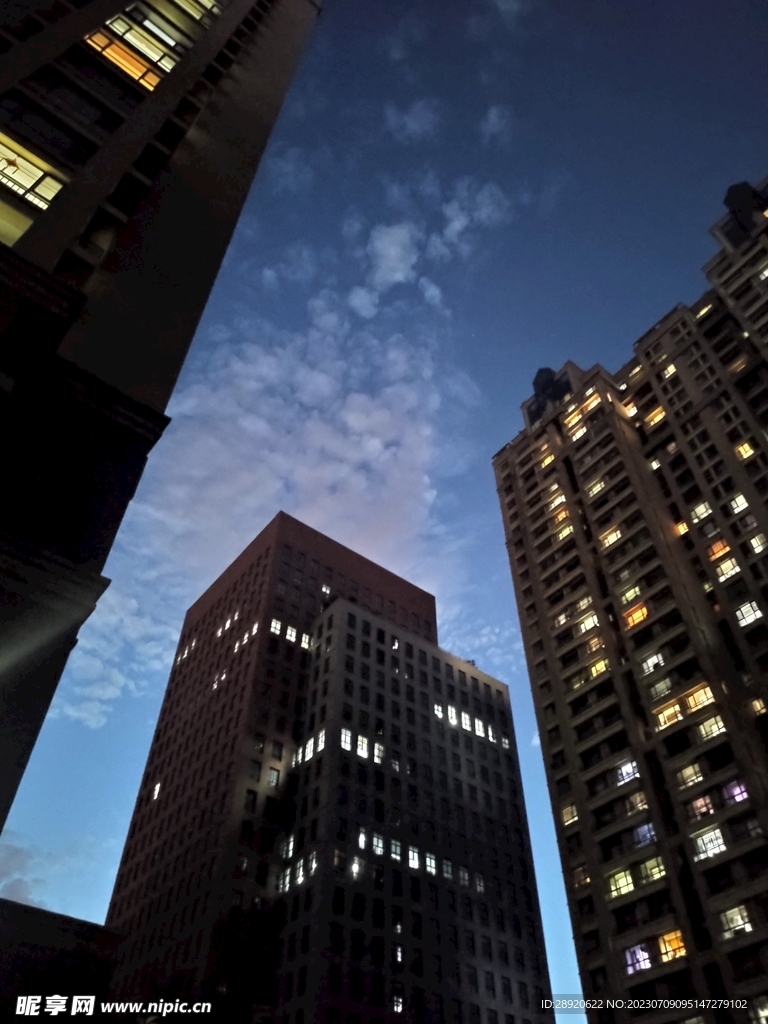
[
  {"x1": 707, "y1": 538, "x2": 730, "y2": 561},
  {"x1": 624, "y1": 604, "x2": 648, "y2": 628},
  {"x1": 553, "y1": 508, "x2": 569, "y2": 524},
  {"x1": 85, "y1": 31, "x2": 162, "y2": 89},
  {"x1": 735, "y1": 441, "x2": 755, "y2": 460},
  {"x1": 658, "y1": 930, "x2": 686, "y2": 962}
]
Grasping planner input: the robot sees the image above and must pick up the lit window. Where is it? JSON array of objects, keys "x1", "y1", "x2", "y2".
[
  {"x1": 677, "y1": 763, "x2": 703, "y2": 788},
  {"x1": 688, "y1": 794, "x2": 714, "y2": 820},
  {"x1": 694, "y1": 828, "x2": 726, "y2": 860},
  {"x1": 625, "y1": 403, "x2": 638, "y2": 417},
  {"x1": 373, "y1": 834, "x2": 384, "y2": 856},
  {"x1": 301, "y1": 633, "x2": 311, "y2": 649},
  {"x1": 716, "y1": 556, "x2": 741, "y2": 581},
  {"x1": 686, "y1": 686, "x2": 714, "y2": 711},
  {"x1": 391, "y1": 756, "x2": 400, "y2": 773},
  {"x1": 85, "y1": 29, "x2": 165, "y2": 89},
  {"x1": 562, "y1": 804, "x2": 578, "y2": 826},
  {"x1": 749, "y1": 995, "x2": 768, "y2": 1024},
  {"x1": 442, "y1": 859, "x2": 453, "y2": 879},
  {"x1": 408, "y1": 847, "x2": 419, "y2": 870},
  {"x1": 351, "y1": 857, "x2": 362, "y2": 878},
  {"x1": 309, "y1": 851, "x2": 318, "y2": 875},
  {"x1": 646, "y1": 407, "x2": 666, "y2": 427},
  {"x1": 318, "y1": 729, "x2": 326, "y2": 752},
  {"x1": 461, "y1": 712, "x2": 472, "y2": 731},
  {"x1": 721, "y1": 905, "x2": 752, "y2": 940},
  {"x1": 579, "y1": 613, "x2": 599, "y2": 633},
  {"x1": 475, "y1": 873, "x2": 485, "y2": 894},
  {"x1": 358, "y1": 827, "x2": 367, "y2": 850},
  {"x1": 707, "y1": 538, "x2": 730, "y2": 561},
  {"x1": 752, "y1": 698, "x2": 767, "y2": 716},
  {"x1": 695, "y1": 303, "x2": 712, "y2": 318},
  {"x1": 641, "y1": 652, "x2": 664, "y2": 676},
  {"x1": 459, "y1": 866, "x2": 470, "y2": 887},
  {"x1": 391, "y1": 839, "x2": 401, "y2": 861},
  {"x1": 750, "y1": 533, "x2": 767, "y2": 554},
  {"x1": 488, "y1": 725, "x2": 497, "y2": 743},
  {"x1": 690, "y1": 501, "x2": 712, "y2": 523},
  {"x1": 541, "y1": 453, "x2": 554, "y2": 468},
  {"x1": 321, "y1": 584, "x2": 331, "y2": 595},
  {"x1": 557, "y1": 524, "x2": 574, "y2": 541},
  {"x1": 616, "y1": 761, "x2": 639, "y2": 786},
  {"x1": 723, "y1": 780, "x2": 748, "y2": 804},
  {"x1": 649, "y1": 458, "x2": 661, "y2": 470},
  {"x1": 587, "y1": 480, "x2": 605, "y2": 498},
  {"x1": 625, "y1": 942, "x2": 652, "y2": 974},
  {"x1": 434, "y1": 703, "x2": 444, "y2": 719},
  {"x1": 554, "y1": 508, "x2": 569, "y2": 524},
  {"x1": 425, "y1": 853, "x2": 436, "y2": 875},
  {"x1": 697, "y1": 715, "x2": 726, "y2": 741},
  {"x1": 730, "y1": 493, "x2": 749, "y2": 514},
  {"x1": 374, "y1": 742, "x2": 384, "y2": 764},
  {"x1": 633, "y1": 823, "x2": 656, "y2": 847},
  {"x1": 286, "y1": 626, "x2": 297, "y2": 643},
  {"x1": 736, "y1": 601, "x2": 763, "y2": 627},
  {"x1": 608, "y1": 869, "x2": 634, "y2": 898},
  {"x1": 658, "y1": 930, "x2": 686, "y2": 962},
  {"x1": 573, "y1": 865, "x2": 590, "y2": 888},
  {"x1": 638, "y1": 856, "x2": 665, "y2": 883},
  {"x1": 624, "y1": 605, "x2": 648, "y2": 629},
  {"x1": 621, "y1": 585, "x2": 641, "y2": 605},
  {"x1": 548, "y1": 493, "x2": 566, "y2": 511},
  {"x1": 341, "y1": 729, "x2": 352, "y2": 751},
  {"x1": 553, "y1": 611, "x2": 568, "y2": 628},
  {"x1": 590, "y1": 658, "x2": 609, "y2": 678},
  {"x1": 601, "y1": 527, "x2": 622, "y2": 547},
  {"x1": 474, "y1": 718, "x2": 485, "y2": 738},
  {"x1": 760, "y1": 265, "x2": 768, "y2": 281},
  {"x1": 357, "y1": 735, "x2": 369, "y2": 759},
  {"x1": 656, "y1": 703, "x2": 683, "y2": 730},
  {"x1": 447, "y1": 706, "x2": 458, "y2": 726},
  {"x1": 304, "y1": 737, "x2": 314, "y2": 761},
  {"x1": 393, "y1": 995, "x2": 403, "y2": 1014},
  {"x1": 270, "y1": 619, "x2": 282, "y2": 635},
  {"x1": 626, "y1": 791, "x2": 648, "y2": 814},
  {"x1": 153, "y1": 783, "x2": 161, "y2": 800},
  {"x1": 502, "y1": 735, "x2": 510, "y2": 750},
  {"x1": 268, "y1": 767, "x2": 280, "y2": 787},
  {"x1": 675, "y1": 521, "x2": 689, "y2": 535},
  {"x1": 735, "y1": 441, "x2": 755, "y2": 460},
  {"x1": 662, "y1": 363, "x2": 676, "y2": 378},
  {"x1": 649, "y1": 677, "x2": 672, "y2": 701}
]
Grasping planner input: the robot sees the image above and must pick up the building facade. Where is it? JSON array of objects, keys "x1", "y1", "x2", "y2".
[
  {"x1": 106, "y1": 512, "x2": 554, "y2": 1024},
  {"x1": 492, "y1": 180, "x2": 768, "y2": 1024},
  {"x1": 0, "y1": 0, "x2": 318, "y2": 830}
]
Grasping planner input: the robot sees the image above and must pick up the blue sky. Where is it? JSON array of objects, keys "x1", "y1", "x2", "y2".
[{"x1": 2, "y1": 0, "x2": 768, "y2": 1011}]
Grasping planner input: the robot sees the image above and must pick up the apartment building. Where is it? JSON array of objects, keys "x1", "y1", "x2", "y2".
[
  {"x1": 106, "y1": 513, "x2": 554, "y2": 1024},
  {"x1": 0, "y1": 0, "x2": 318, "y2": 830},
  {"x1": 492, "y1": 179, "x2": 768, "y2": 1024}
]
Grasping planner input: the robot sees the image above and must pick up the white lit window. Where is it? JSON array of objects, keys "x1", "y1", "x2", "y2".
[
  {"x1": 270, "y1": 618, "x2": 281, "y2": 635},
  {"x1": 562, "y1": 804, "x2": 578, "y2": 826},
  {"x1": 461, "y1": 712, "x2": 472, "y2": 731},
  {"x1": 393, "y1": 995, "x2": 403, "y2": 1014},
  {"x1": 572, "y1": 425, "x2": 587, "y2": 440},
  {"x1": 391, "y1": 839, "x2": 401, "y2": 861},
  {"x1": 442, "y1": 859, "x2": 453, "y2": 879},
  {"x1": 621, "y1": 585, "x2": 641, "y2": 605},
  {"x1": 251, "y1": 622, "x2": 258, "y2": 636},
  {"x1": 391, "y1": 756, "x2": 400, "y2": 773},
  {"x1": 321, "y1": 584, "x2": 331, "y2": 596},
  {"x1": 153, "y1": 783, "x2": 161, "y2": 800},
  {"x1": 374, "y1": 742, "x2": 384, "y2": 764},
  {"x1": 656, "y1": 703, "x2": 683, "y2": 730},
  {"x1": 350, "y1": 857, "x2": 363, "y2": 878},
  {"x1": 475, "y1": 873, "x2": 485, "y2": 894},
  {"x1": 749, "y1": 533, "x2": 767, "y2": 554},
  {"x1": 608, "y1": 869, "x2": 634, "y2": 898},
  {"x1": 695, "y1": 303, "x2": 712, "y2": 318},
  {"x1": 617, "y1": 761, "x2": 639, "y2": 786},
  {"x1": 716, "y1": 557, "x2": 741, "y2": 581},
  {"x1": 720, "y1": 905, "x2": 752, "y2": 940},
  {"x1": 268, "y1": 767, "x2": 280, "y2": 787},
  {"x1": 749, "y1": 995, "x2": 768, "y2": 1024},
  {"x1": 357, "y1": 735, "x2": 369, "y2": 758},
  {"x1": 760, "y1": 265, "x2": 768, "y2": 281},
  {"x1": 409, "y1": 847, "x2": 420, "y2": 870},
  {"x1": 304, "y1": 737, "x2": 314, "y2": 761},
  {"x1": 373, "y1": 834, "x2": 384, "y2": 856},
  {"x1": 309, "y1": 851, "x2": 318, "y2": 874},
  {"x1": 459, "y1": 866, "x2": 470, "y2": 887},
  {"x1": 626, "y1": 791, "x2": 648, "y2": 814},
  {"x1": 294, "y1": 746, "x2": 303, "y2": 766},
  {"x1": 301, "y1": 633, "x2": 311, "y2": 649},
  {"x1": 649, "y1": 458, "x2": 661, "y2": 470},
  {"x1": 601, "y1": 527, "x2": 622, "y2": 547},
  {"x1": 625, "y1": 943, "x2": 652, "y2": 974},
  {"x1": 502, "y1": 735, "x2": 510, "y2": 750},
  {"x1": 633, "y1": 822, "x2": 656, "y2": 847},
  {"x1": 587, "y1": 479, "x2": 605, "y2": 497},
  {"x1": 318, "y1": 729, "x2": 326, "y2": 752},
  {"x1": 730, "y1": 493, "x2": 749, "y2": 514},
  {"x1": 474, "y1": 718, "x2": 485, "y2": 738},
  {"x1": 641, "y1": 652, "x2": 665, "y2": 676},
  {"x1": 434, "y1": 703, "x2": 444, "y2": 719},
  {"x1": 694, "y1": 828, "x2": 726, "y2": 860},
  {"x1": 286, "y1": 626, "x2": 297, "y2": 643},
  {"x1": 425, "y1": 853, "x2": 436, "y2": 875},
  {"x1": 638, "y1": 856, "x2": 665, "y2": 883},
  {"x1": 358, "y1": 827, "x2": 367, "y2": 850},
  {"x1": 579, "y1": 613, "x2": 599, "y2": 633},
  {"x1": 488, "y1": 724, "x2": 497, "y2": 743},
  {"x1": 557, "y1": 524, "x2": 574, "y2": 541},
  {"x1": 447, "y1": 706, "x2": 458, "y2": 726},
  {"x1": 649, "y1": 677, "x2": 672, "y2": 701},
  {"x1": 662, "y1": 363, "x2": 676, "y2": 378},
  {"x1": 697, "y1": 715, "x2": 726, "y2": 741},
  {"x1": 548, "y1": 493, "x2": 566, "y2": 511},
  {"x1": 341, "y1": 728, "x2": 352, "y2": 751},
  {"x1": 736, "y1": 601, "x2": 763, "y2": 627},
  {"x1": 295, "y1": 859, "x2": 305, "y2": 885},
  {"x1": 690, "y1": 501, "x2": 713, "y2": 523},
  {"x1": 590, "y1": 658, "x2": 609, "y2": 677},
  {"x1": 677, "y1": 763, "x2": 703, "y2": 788}
]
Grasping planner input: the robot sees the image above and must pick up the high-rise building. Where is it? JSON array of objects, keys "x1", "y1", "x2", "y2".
[
  {"x1": 106, "y1": 512, "x2": 554, "y2": 1024},
  {"x1": 492, "y1": 181, "x2": 768, "y2": 1024},
  {"x1": 0, "y1": 0, "x2": 318, "y2": 830}
]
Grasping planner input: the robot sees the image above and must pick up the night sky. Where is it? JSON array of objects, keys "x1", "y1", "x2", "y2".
[{"x1": 2, "y1": 0, "x2": 768, "y2": 1011}]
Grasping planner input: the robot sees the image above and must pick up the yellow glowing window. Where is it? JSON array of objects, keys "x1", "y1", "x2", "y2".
[
  {"x1": 0, "y1": 134, "x2": 66, "y2": 211},
  {"x1": 625, "y1": 403, "x2": 638, "y2": 417},
  {"x1": 675, "y1": 521, "x2": 689, "y2": 535},
  {"x1": 638, "y1": 856, "x2": 665, "y2": 883},
  {"x1": 749, "y1": 533, "x2": 767, "y2": 554},
  {"x1": 662, "y1": 364, "x2": 676, "y2": 379},
  {"x1": 562, "y1": 804, "x2": 578, "y2": 826},
  {"x1": 685, "y1": 686, "x2": 714, "y2": 711},
  {"x1": 656, "y1": 703, "x2": 683, "y2": 730},
  {"x1": 658, "y1": 930, "x2": 686, "y2": 962},
  {"x1": 85, "y1": 31, "x2": 162, "y2": 89},
  {"x1": 715, "y1": 557, "x2": 740, "y2": 581},
  {"x1": 564, "y1": 410, "x2": 583, "y2": 429},
  {"x1": 590, "y1": 658, "x2": 609, "y2": 678},
  {"x1": 557, "y1": 524, "x2": 574, "y2": 541},
  {"x1": 601, "y1": 527, "x2": 622, "y2": 548},
  {"x1": 583, "y1": 393, "x2": 601, "y2": 413},
  {"x1": 571, "y1": 425, "x2": 587, "y2": 441},
  {"x1": 735, "y1": 441, "x2": 755, "y2": 460},
  {"x1": 751, "y1": 697, "x2": 767, "y2": 716},
  {"x1": 587, "y1": 479, "x2": 605, "y2": 498},
  {"x1": 624, "y1": 604, "x2": 648, "y2": 629},
  {"x1": 695, "y1": 304, "x2": 712, "y2": 319},
  {"x1": 646, "y1": 407, "x2": 666, "y2": 427},
  {"x1": 585, "y1": 635, "x2": 603, "y2": 653},
  {"x1": 553, "y1": 508, "x2": 568, "y2": 524},
  {"x1": 707, "y1": 538, "x2": 730, "y2": 561},
  {"x1": 608, "y1": 869, "x2": 634, "y2": 898},
  {"x1": 540, "y1": 453, "x2": 554, "y2": 468}
]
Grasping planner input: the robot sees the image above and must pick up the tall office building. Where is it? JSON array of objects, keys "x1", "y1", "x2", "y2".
[
  {"x1": 106, "y1": 512, "x2": 554, "y2": 1024},
  {"x1": 492, "y1": 179, "x2": 768, "y2": 1024},
  {"x1": 0, "y1": 0, "x2": 318, "y2": 830}
]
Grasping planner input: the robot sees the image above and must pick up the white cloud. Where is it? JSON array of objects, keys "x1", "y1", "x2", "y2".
[
  {"x1": 530, "y1": 731, "x2": 540, "y2": 747},
  {"x1": 480, "y1": 105, "x2": 513, "y2": 146},
  {"x1": 368, "y1": 222, "x2": 422, "y2": 291},
  {"x1": 418, "y1": 276, "x2": 443, "y2": 308},
  {"x1": 385, "y1": 99, "x2": 441, "y2": 143},
  {"x1": 265, "y1": 146, "x2": 314, "y2": 194},
  {"x1": 348, "y1": 285, "x2": 379, "y2": 319},
  {"x1": 426, "y1": 177, "x2": 515, "y2": 264},
  {"x1": 0, "y1": 838, "x2": 46, "y2": 907}
]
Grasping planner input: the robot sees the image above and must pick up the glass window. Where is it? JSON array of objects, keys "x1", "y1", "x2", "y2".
[
  {"x1": 707, "y1": 538, "x2": 730, "y2": 561},
  {"x1": 442, "y1": 859, "x2": 453, "y2": 880},
  {"x1": 373, "y1": 834, "x2": 384, "y2": 856},
  {"x1": 690, "y1": 501, "x2": 713, "y2": 523},
  {"x1": 562, "y1": 804, "x2": 578, "y2": 826},
  {"x1": 268, "y1": 767, "x2": 280, "y2": 787},
  {"x1": 459, "y1": 866, "x2": 470, "y2": 887},
  {"x1": 694, "y1": 828, "x2": 726, "y2": 860},
  {"x1": 715, "y1": 557, "x2": 741, "y2": 581},
  {"x1": 475, "y1": 873, "x2": 485, "y2": 894},
  {"x1": 304, "y1": 737, "x2": 314, "y2": 761},
  {"x1": 425, "y1": 853, "x2": 437, "y2": 875},
  {"x1": 448, "y1": 706, "x2": 458, "y2": 726},
  {"x1": 649, "y1": 677, "x2": 672, "y2": 701},
  {"x1": 656, "y1": 703, "x2": 683, "y2": 730},
  {"x1": 730, "y1": 493, "x2": 749, "y2": 514},
  {"x1": 736, "y1": 601, "x2": 763, "y2": 627},
  {"x1": 641, "y1": 652, "x2": 664, "y2": 675},
  {"x1": 608, "y1": 870, "x2": 634, "y2": 898},
  {"x1": 573, "y1": 865, "x2": 590, "y2": 888},
  {"x1": 590, "y1": 657, "x2": 609, "y2": 677},
  {"x1": 357, "y1": 735, "x2": 369, "y2": 758},
  {"x1": 358, "y1": 827, "x2": 366, "y2": 850},
  {"x1": 720, "y1": 905, "x2": 752, "y2": 940},
  {"x1": 685, "y1": 686, "x2": 714, "y2": 711},
  {"x1": 374, "y1": 742, "x2": 384, "y2": 764},
  {"x1": 301, "y1": 633, "x2": 311, "y2": 649},
  {"x1": 677, "y1": 763, "x2": 703, "y2": 788},
  {"x1": 625, "y1": 943, "x2": 652, "y2": 974},
  {"x1": 621, "y1": 585, "x2": 641, "y2": 605},
  {"x1": 434, "y1": 703, "x2": 444, "y2": 719},
  {"x1": 474, "y1": 718, "x2": 485, "y2": 738},
  {"x1": 408, "y1": 846, "x2": 419, "y2": 870},
  {"x1": 749, "y1": 533, "x2": 767, "y2": 554},
  {"x1": 616, "y1": 761, "x2": 639, "y2": 785},
  {"x1": 391, "y1": 839, "x2": 401, "y2": 861},
  {"x1": 341, "y1": 728, "x2": 352, "y2": 751},
  {"x1": 624, "y1": 605, "x2": 648, "y2": 628},
  {"x1": 601, "y1": 527, "x2": 622, "y2": 548},
  {"x1": 735, "y1": 441, "x2": 755, "y2": 460},
  {"x1": 688, "y1": 794, "x2": 714, "y2": 820},
  {"x1": 318, "y1": 729, "x2": 326, "y2": 752},
  {"x1": 461, "y1": 712, "x2": 472, "y2": 731},
  {"x1": 286, "y1": 626, "x2": 297, "y2": 642},
  {"x1": 658, "y1": 930, "x2": 686, "y2": 962},
  {"x1": 723, "y1": 780, "x2": 748, "y2": 804},
  {"x1": 633, "y1": 823, "x2": 656, "y2": 847},
  {"x1": 638, "y1": 856, "x2": 665, "y2": 883},
  {"x1": 697, "y1": 716, "x2": 726, "y2": 741}
]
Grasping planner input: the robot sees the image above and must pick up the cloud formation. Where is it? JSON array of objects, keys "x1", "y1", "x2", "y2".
[
  {"x1": 265, "y1": 146, "x2": 314, "y2": 193},
  {"x1": 480, "y1": 105, "x2": 514, "y2": 146},
  {"x1": 385, "y1": 99, "x2": 441, "y2": 143}
]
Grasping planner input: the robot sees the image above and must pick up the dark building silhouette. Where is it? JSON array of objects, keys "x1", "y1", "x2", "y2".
[
  {"x1": 106, "y1": 512, "x2": 555, "y2": 1024},
  {"x1": 0, "y1": 0, "x2": 319, "y2": 831},
  {"x1": 493, "y1": 179, "x2": 768, "y2": 1024}
]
